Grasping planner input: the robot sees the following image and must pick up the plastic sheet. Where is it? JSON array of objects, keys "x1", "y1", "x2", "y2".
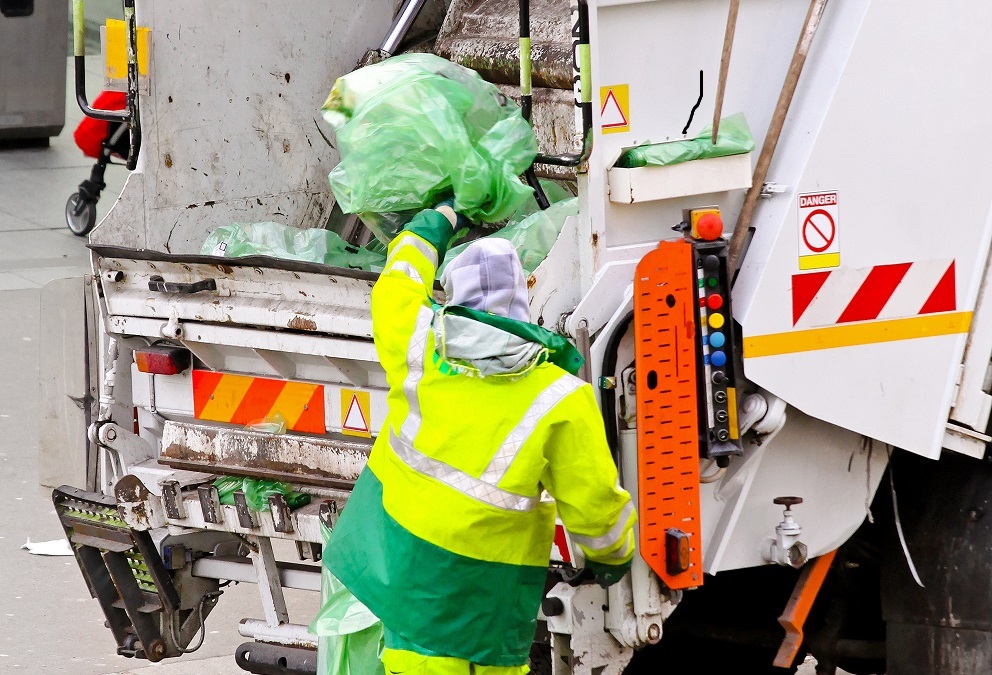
[
  {"x1": 442, "y1": 197, "x2": 578, "y2": 276},
  {"x1": 214, "y1": 476, "x2": 311, "y2": 512},
  {"x1": 322, "y1": 53, "x2": 538, "y2": 240},
  {"x1": 201, "y1": 222, "x2": 385, "y2": 271},
  {"x1": 312, "y1": 523, "x2": 384, "y2": 675},
  {"x1": 615, "y1": 113, "x2": 755, "y2": 168}
]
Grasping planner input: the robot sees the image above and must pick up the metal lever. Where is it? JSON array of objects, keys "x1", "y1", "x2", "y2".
[{"x1": 148, "y1": 276, "x2": 217, "y2": 294}]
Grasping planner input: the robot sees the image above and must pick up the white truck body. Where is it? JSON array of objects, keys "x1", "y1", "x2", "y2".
[{"x1": 48, "y1": 0, "x2": 992, "y2": 672}]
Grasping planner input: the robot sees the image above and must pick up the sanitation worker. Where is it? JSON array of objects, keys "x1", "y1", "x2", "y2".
[{"x1": 324, "y1": 202, "x2": 636, "y2": 675}]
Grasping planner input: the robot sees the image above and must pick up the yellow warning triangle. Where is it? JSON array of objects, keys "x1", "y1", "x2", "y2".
[
  {"x1": 343, "y1": 394, "x2": 369, "y2": 433},
  {"x1": 601, "y1": 89, "x2": 628, "y2": 128}
]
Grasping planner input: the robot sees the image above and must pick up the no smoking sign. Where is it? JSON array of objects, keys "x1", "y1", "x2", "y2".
[{"x1": 798, "y1": 191, "x2": 840, "y2": 270}]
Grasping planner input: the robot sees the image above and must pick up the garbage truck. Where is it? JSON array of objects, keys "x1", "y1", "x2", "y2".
[{"x1": 41, "y1": 0, "x2": 992, "y2": 673}]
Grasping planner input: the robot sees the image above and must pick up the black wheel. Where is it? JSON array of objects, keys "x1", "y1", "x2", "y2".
[{"x1": 65, "y1": 193, "x2": 97, "y2": 236}]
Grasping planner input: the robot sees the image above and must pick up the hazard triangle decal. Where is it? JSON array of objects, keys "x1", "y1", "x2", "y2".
[
  {"x1": 600, "y1": 89, "x2": 628, "y2": 129},
  {"x1": 341, "y1": 391, "x2": 372, "y2": 438}
]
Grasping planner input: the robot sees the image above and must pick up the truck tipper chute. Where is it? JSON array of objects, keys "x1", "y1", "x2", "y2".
[{"x1": 41, "y1": 0, "x2": 992, "y2": 673}]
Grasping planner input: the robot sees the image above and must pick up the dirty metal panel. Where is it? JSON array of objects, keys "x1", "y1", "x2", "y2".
[
  {"x1": 97, "y1": 255, "x2": 375, "y2": 340},
  {"x1": 160, "y1": 421, "x2": 369, "y2": 489},
  {"x1": 634, "y1": 240, "x2": 703, "y2": 590}
]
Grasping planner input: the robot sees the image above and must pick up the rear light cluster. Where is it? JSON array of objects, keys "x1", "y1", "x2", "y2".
[{"x1": 134, "y1": 345, "x2": 191, "y2": 375}]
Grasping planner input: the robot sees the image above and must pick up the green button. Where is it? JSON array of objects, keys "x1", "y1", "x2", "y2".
[{"x1": 707, "y1": 277, "x2": 719, "y2": 287}]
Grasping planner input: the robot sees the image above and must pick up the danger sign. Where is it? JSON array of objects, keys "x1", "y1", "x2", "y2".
[
  {"x1": 798, "y1": 191, "x2": 840, "y2": 270},
  {"x1": 340, "y1": 389, "x2": 372, "y2": 438},
  {"x1": 600, "y1": 84, "x2": 630, "y2": 134}
]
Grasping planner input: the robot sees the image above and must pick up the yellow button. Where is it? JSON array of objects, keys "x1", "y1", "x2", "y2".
[{"x1": 708, "y1": 313, "x2": 725, "y2": 329}]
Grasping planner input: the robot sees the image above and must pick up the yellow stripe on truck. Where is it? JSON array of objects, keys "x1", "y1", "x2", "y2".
[{"x1": 744, "y1": 311, "x2": 972, "y2": 358}]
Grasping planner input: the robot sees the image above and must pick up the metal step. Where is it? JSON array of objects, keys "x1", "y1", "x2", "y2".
[{"x1": 53, "y1": 485, "x2": 217, "y2": 661}]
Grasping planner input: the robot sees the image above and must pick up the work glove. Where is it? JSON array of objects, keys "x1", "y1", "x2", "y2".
[
  {"x1": 565, "y1": 560, "x2": 631, "y2": 588},
  {"x1": 434, "y1": 199, "x2": 471, "y2": 230}
]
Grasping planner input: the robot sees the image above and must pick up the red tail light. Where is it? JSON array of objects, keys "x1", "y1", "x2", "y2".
[{"x1": 134, "y1": 346, "x2": 191, "y2": 375}]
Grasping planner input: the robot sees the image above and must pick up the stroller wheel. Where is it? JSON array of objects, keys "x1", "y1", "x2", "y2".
[{"x1": 65, "y1": 193, "x2": 97, "y2": 236}]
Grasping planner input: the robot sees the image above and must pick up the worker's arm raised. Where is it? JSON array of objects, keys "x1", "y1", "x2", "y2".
[
  {"x1": 542, "y1": 382, "x2": 637, "y2": 585},
  {"x1": 370, "y1": 207, "x2": 456, "y2": 373}
]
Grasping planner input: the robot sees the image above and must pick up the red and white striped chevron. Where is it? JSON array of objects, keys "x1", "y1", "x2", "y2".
[{"x1": 792, "y1": 260, "x2": 956, "y2": 327}]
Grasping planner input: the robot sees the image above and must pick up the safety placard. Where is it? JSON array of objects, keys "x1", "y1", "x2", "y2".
[
  {"x1": 340, "y1": 389, "x2": 372, "y2": 438},
  {"x1": 600, "y1": 84, "x2": 630, "y2": 134},
  {"x1": 798, "y1": 191, "x2": 840, "y2": 270}
]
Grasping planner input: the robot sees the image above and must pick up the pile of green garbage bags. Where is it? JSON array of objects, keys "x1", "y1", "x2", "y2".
[
  {"x1": 200, "y1": 192, "x2": 577, "y2": 277},
  {"x1": 213, "y1": 476, "x2": 311, "y2": 511},
  {"x1": 201, "y1": 222, "x2": 386, "y2": 271},
  {"x1": 615, "y1": 113, "x2": 755, "y2": 168},
  {"x1": 321, "y1": 53, "x2": 538, "y2": 240}
]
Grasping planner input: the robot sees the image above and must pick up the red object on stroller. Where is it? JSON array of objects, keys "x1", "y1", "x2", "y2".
[
  {"x1": 66, "y1": 90, "x2": 131, "y2": 236},
  {"x1": 72, "y1": 90, "x2": 127, "y2": 159}
]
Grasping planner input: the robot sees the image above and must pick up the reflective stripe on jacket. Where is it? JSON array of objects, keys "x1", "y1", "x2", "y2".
[{"x1": 325, "y1": 210, "x2": 636, "y2": 666}]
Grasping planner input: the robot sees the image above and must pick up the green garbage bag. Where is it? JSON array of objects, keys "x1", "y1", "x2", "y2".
[
  {"x1": 213, "y1": 477, "x2": 311, "y2": 512},
  {"x1": 441, "y1": 197, "x2": 579, "y2": 276},
  {"x1": 322, "y1": 53, "x2": 538, "y2": 240},
  {"x1": 615, "y1": 113, "x2": 755, "y2": 168},
  {"x1": 311, "y1": 523, "x2": 384, "y2": 675},
  {"x1": 201, "y1": 222, "x2": 386, "y2": 271}
]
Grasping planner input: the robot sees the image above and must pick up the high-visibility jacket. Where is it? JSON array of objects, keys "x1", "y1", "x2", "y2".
[{"x1": 325, "y1": 209, "x2": 636, "y2": 667}]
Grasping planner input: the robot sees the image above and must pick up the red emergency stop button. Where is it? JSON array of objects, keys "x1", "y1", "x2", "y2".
[
  {"x1": 696, "y1": 213, "x2": 723, "y2": 241},
  {"x1": 707, "y1": 294, "x2": 724, "y2": 310}
]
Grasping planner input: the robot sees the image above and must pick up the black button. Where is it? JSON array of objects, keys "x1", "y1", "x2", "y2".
[{"x1": 703, "y1": 255, "x2": 720, "y2": 272}]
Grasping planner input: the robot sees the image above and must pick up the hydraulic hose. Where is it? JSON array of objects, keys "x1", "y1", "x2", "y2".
[{"x1": 600, "y1": 311, "x2": 635, "y2": 465}]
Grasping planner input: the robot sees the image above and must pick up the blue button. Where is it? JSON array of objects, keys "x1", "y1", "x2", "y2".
[
  {"x1": 710, "y1": 332, "x2": 726, "y2": 348},
  {"x1": 711, "y1": 350, "x2": 727, "y2": 367}
]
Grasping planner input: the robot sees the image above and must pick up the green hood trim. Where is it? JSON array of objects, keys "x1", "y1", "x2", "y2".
[
  {"x1": 442, "y1": 304, "x2": 585, "y2": 376},
  {"x1": 325, "y1": 469, "x2": 546, "y2": 666}
]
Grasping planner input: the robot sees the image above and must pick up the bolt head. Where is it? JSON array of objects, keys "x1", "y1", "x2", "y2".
[{"x1": 787, "y1": 542, "x2": 808, "y2": 569}]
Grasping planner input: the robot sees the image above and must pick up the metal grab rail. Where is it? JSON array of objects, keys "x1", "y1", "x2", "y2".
[
  {"x1": 518, "y1": 0, "x2": 594, "y2": 174},
  {"x1": 72, "y1": 0, "x2": 141, "y2": 170}
]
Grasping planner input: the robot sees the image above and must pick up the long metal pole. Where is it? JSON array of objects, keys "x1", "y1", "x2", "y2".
[
  {"x1": 711, "y1": 0, "x2": 740, "y2": 144},
  {"x1": 727, "y1": 0, "x2": 829, "y2": 273}
]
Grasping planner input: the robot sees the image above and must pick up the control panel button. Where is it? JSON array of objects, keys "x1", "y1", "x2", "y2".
[
  {"x1": 709, "y1": 331, "x2": 726, "y2": 348},
  {"x1": 708, "y1": 313, "x2": 725, "y2": 330},
  {"x1": 711, "y1": 350, "x2": 727, "y2": 367},
  {"x1": 707, "y1": 294, "x2": 724, "y2": 310}
]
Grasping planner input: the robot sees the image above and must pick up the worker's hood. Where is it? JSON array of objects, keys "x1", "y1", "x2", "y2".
[{"x1": 434, "y1": 308, "x2": 546, "y2": 378}]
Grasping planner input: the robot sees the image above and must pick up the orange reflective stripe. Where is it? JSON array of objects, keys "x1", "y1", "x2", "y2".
[{"x1": 192, "y1": 370, "x2": 325, "y2": 433}]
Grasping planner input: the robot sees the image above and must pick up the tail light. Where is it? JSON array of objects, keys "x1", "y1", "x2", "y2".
[{"x1": 134, "y1": 345, "x2": 191, "y2": 375}]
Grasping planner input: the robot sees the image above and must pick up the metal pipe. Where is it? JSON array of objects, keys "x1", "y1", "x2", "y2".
[
  {"x1": 533, "y1": 0, "x2": 593, "y2": 167},
  {"x1": 727, "y1": 0, "x2": 829, "y2": 273},
  {"x1": 711, "y1": 0, "x2": 740, "y2": 144},
  {"x1": 191, "y1": 556, "x2": 322, "y2": 592},
  {"x1": 73, "y1": 0, "x2": 128, "y2": 123},
  {"x1": 238, "y1": 619, "x2": 318, "y2": 649},
  {"x1": 380, "y1": 0, "x2": 429, "y2": 56}
]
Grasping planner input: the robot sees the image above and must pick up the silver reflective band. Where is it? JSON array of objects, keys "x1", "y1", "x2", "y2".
[
  {"x1": 399, "y1": 307, "x2": 433, "y2": 441},
  {"x1": 383, "y1": 261, "x2": 424, "y2": 285},
  {"x1": 390, "y1": 430, "x2": 539, "y2": 512},
  {"x1": 570, "y1": 500, "x2": 636, "y2": 553},
  {"x1": 386, "y1": 233, "x2": 438, "y2": 269},
  {"x1": 605, "y1": 531, "x2": 634, "y2": 560},
  {"x1": 481, "y1": 374, "x2": 585, "y2": 483}
]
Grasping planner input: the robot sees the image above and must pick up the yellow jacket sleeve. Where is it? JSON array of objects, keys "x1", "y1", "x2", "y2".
[
  {"x1": 541, "y1": 383, "x2": 637, "y2": 570},
  {"x1": 370, "y1": 209, "x2": 455, "y2": 379}
]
